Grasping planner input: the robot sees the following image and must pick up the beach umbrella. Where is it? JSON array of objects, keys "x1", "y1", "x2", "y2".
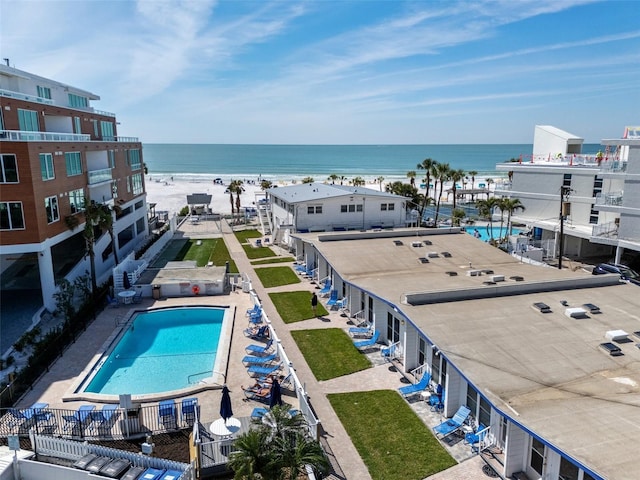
[
  {"x1": 122, "y1": 271, "x2": 131, "y2": 290},
  {"x1": 220, "y1": 385, "x2": 233, "y2": 423},
  {"x1": 269, "y1": 378, "x2": 282, "y2": 408}
]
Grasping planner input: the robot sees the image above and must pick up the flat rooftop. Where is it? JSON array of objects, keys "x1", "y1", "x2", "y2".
[{"x1": 297, "y1": 228, "x2": 640, "y2": 479}]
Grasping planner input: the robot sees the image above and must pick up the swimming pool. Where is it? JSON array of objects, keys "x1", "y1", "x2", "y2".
[
  {"x1": 80, "y1": 307, "x2": 228, "y2": 397},
  {"x1": 467, "y1": 226, "x2": 523, "y2": 242}
]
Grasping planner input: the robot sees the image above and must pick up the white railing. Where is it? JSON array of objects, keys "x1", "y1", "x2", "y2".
[
  {"x1": 595, "y1": 191, "x2": 623, "y2": 206},
  {"x1": 592, "y1": 220, "x2": 618, "y2": 238},
  {"x1": 409, "y1": 363, "x2": 430, "y2": 384},
  {"x1": 1, "y1": 129, "x2": 91, "y2": 141},
  {"x1": 0, "y1": 88, "x2": 54, "y2": 104},
  {"x1": 88, "y1": 167, "x2": 113, "y2": 185}
]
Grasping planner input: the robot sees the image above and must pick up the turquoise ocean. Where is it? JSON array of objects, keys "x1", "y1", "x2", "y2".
[{"x1": 142, "y1": 143, "x2": 602, "y2": 184}]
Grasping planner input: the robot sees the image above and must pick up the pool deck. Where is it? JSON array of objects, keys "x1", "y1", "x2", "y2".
[{"x1": 16, "y1": 217, "x2": 492, "y2": 480}]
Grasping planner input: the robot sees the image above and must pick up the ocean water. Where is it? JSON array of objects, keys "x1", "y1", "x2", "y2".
[{"x1": 142, "y1": 143, "x2": 602, "y2": 184}]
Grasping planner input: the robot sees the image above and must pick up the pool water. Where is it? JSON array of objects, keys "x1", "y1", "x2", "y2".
[
  {"x1": 467, "y1": 226, "x2": 523, "y2": 242},
  {"x1": 84, "y1": 307, "x2": 224, "y2": 395}
]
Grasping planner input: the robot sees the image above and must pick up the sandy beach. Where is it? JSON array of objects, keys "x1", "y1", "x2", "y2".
[{"x1": 144, "y1": 175, "x2": 502, "y2": 217}]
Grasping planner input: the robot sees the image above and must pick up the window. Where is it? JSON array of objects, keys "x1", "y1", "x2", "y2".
[
  {"x1": 69, "y1": 189, "x2": 85, "y2": 213},
  {"x1": 562, "y1": 173, "x2": 572, "y2": 188},
  {"x1": 466, "y1": 385, "x2": 479, "y2": 419},
  {"x1": 0, "y1": 202, "x2": 25, "y2": 230},
  {"x1": 381, "y1": 202, "x2": 395, "y2": 211},
  {"x1": 418, "y1": 338, "x2": 427, "y2": 366},
  {"x1": 65, "y1": 152, "x2": 83, "y2": 176},
  {"x1": 478, "y1": 396, "x2": 491, "y2": 427},
  {"x1": 68, "y1": 93, "x2": 89, "y2": 108},
  {"x1": 108, "y1": 150, "x2": 115, "y2": 168},
  {"x1": 589, "y1": 205, "x2": 599, "y2": 225},
  {"x1": 45, "y1": 196, "x2": 59, "y2": 223},
  {"x1": 1, "y1": 154, "x2": 19, "y2": 183},
  {"x1": 530, "y1": 438, "x2": 545, "y2": 475},
  {"x1": 17, "y1": 108, "x2": 39, "y2": 131},
  {"x1": 307, "y1": 205, "x2": 322, "y2": 214},
  {"x1": 341, "y1": 204, "x2": 362, "y2": 212},
  {"x1": 558, "y1": 457, "x2": 579, "y2": 480},
  {"x1": 388, "y1": 203, "x2": 395, "y2": 211},
  {"x1": 40, "y1": 153, "x2": 55, "y2": 180},
  {"x1": 127, "y1": 149, "x2": 142, "y2": 170},
  {"x1": 101, "y1": 121, "x2": 115, "y2": 140},
  {"x1": 131, "y1": 173, "x2": 144, "y2": 195},
  {"x1": 37, "y1": 85, "x2": 51, "y2": 99},
  {"x1": 74, "y1": 116, "x2": 81, "y2": 134}
]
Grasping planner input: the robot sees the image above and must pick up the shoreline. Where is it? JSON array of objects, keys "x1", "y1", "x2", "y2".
[{"x1": 144, "y1": 175, "x2": 502, "y2": 217}]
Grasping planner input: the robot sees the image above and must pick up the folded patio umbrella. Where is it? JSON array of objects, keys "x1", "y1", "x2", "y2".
[
  {"x1": 269, "y1": 379, "x2": 282, "y2": 408},
  {"x1": 123, "y1": 271, "x2": 131, "y2": 290},
  {"x1": 220, "y1": 385, "x2": 233, "y2": 422}
]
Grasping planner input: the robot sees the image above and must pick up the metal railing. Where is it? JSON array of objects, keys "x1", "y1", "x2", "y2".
[
  {"x1": 88, "y1": 167, "x2": 113, "y2": 185},
  {"x1": 0, "y1": 88, "x2": 54, "y2": 104},
  {"x1": 592, "y1": 220, "x2": 618, "y2": 238},
  {"x1": 0, "y1": 401, "x2": 201, "y2": 441},
  {"x1": 595, "y1": 191, "x2": 623, "y2": 206},
  {"x1": 1, "y1": 129, "x2": 91, "y2": 141}
]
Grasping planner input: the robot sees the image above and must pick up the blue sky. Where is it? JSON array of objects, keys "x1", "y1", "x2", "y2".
[{"x1": 1, "y1": 0, "x2": 639, "y2": 144}]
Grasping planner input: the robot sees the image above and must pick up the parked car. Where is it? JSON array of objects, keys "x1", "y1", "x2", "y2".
[{"x1": 592, "y1": 263, "x2": 640, "y2": 285}]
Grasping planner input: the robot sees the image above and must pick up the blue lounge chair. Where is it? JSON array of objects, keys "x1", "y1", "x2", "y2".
[
  {"x1": 158, "y1": 400, "x2": 177, "y2": 429},
  {"x1": 353, "y1": 330, "x2": 380, "y2": 348},
  {"x1": 181, "y1": 398, "x2": 198, "y2": 427},
  {"x1": 90, "y1": 404, "x2": 119, "y2": 433},
  {"x1": 251, "y1": 407, "x2": 268, "y2": 420},
  {"x1": 245, "y1": 338, "x2": 274, "y2": 355},
  {"x1": 248, "y1": 362, "x2": 282, "y2": 377},
  {"x1": 318, "y1": 279, "x2": 332, "y2": 296},
  {"x1": 248, "y1": 309, "x2": 263, "y2": 324},
  {"x1": 326, "y1": 290, "x2": 338, "y2": 306},
  {"x1": 398, "y1": 372, "x2": 431, "y2": 397},
  {"x1": 430, "y1": 385, "x2": 444, "y2": 412},
  {"x1": 349, "y1": 324, "x2": 372, "y2": 336},
  {"x1": 106, "y1": 294, "x2": 119, "y2": 308},
  {"x1": 242, "y1": 353, "x2": 278, "y2": 365},
  {"x1": 433, "y1": 405, "x2": 471, "y2": 438},
  {"x1": 246, "y1": 304, "x2": 260, "y2": 316},
  {"x1": 465, "y1": 423, "x2": 487, "y2": 447},
  {"x1": 333, "y1": 297, "x2": 348, "y2": 311},
  {"x1": 63, "y1": 405, "x2": 95, "y2": 433},
  {"x1": 244, "y1": 325, "x2": 269, "y2": 339},
  {"x1": 294, "y1": 263, "x2": 307, "y2": 273}
]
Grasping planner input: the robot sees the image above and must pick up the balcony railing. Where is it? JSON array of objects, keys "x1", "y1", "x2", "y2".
[
  {"x1": 1, "y1": 129, "x2": 91, "y2": 141},
  {"x1": 514, "y1": 154, "x2": 627, "y2": 173},
  {"x1": 116, "y1": 136, "x2": 140, "y2": 142},
  {"x1": 595, "y1": 191, "x2": 623, "y2": 206},
  {"x1": 88, "y1": 167, "x2": 113, "y2": 185},
  {"x1": 592, "y1": 220, "x2": 619, "y2": 238},
  {"x1": 0, "y1": 88, "x2": 54, "y2": 105}
]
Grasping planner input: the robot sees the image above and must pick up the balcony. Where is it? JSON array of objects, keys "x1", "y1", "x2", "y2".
[
  {"x1": 595, "y1": 191, "x2": 623, "y2": 207},
  {"x1": 0, "y1": 88, "x2": 54, "y2": 105},
  {"x1": 88, "y1": 168, "x2": 113, "y2": 185},
  {"x1": 592, "y1": 220, "x2": 618, "y2": 239},
  {"x1": 1, "y1": 129, "x2": 91, "y2": 142}
]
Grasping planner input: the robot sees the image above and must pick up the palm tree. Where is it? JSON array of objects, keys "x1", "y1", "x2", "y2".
[
  {"x1": 449, "y1": 168, "x2": 465, "y2": 210},
  {"x1": 260, "y1": 180, "x2": 273, "y2": 190},
  {"x1": 301, "y1": 177, "x2": 314, "y2": 184},
  {"x1": 227, "y1": 180, "x2": 244, "y2": 219},
  {"x1": 452, "y1": 208, "x2": 465, "y2": 227},
  {"x1": 432, "y1": 162, "x2": 451, "y2": 223},
  {"x1": 376, "y1": 176, "x2": 384, "y2": 191},
  {"x1": 327, "y1": 174, "x2": 338, "y2": 185},
  {"x1": 339, "y1": 175, "x2": 346, "y2": 185},
  {"x1": 417, "y1": 158, "x2": 437, "y2": 202},
  {"x1": 350, "y1": 176, "x2": 365, "y2": 186},
  {"x1": 502, "y1": 197, "x2": 525, "y2": 236},
  {"x1": 229, "y1": 405, "x2": 329, "y2": 479},
  {"x1": 467, "y1": 170, "x2": 478, "y2": 202},
  {"x1": 406, "y1": 170, "x2": 416, "y2": 187},
  {"x1": 485, "y1": 177, "x2": 494, "y2": 198},
  {"x1": 476, "y1": 197, "x2": 500, "y2": 241}
]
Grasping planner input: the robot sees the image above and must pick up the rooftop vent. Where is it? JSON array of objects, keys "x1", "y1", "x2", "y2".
[
  {"x1": 532, "y1": 302, "x2": 552, "y2": 313},
  {"x1": 510, "y1": 276, "x2": 524, "y2": 281},
  {"x1": 467, "y1": 270, "x2": 482, "y2": 277},
  {"x1": 605, "y1": 330, "x2": 630, "y2": 342},
  {"x1": 634, "y1": 331, "x2": 640, "y2": 340},
  {"x1": 490, "y1": 275, "x2": 505, "y2": 282},
  {"x1": 427, "y1": 252, "x2": 439, "y2": 258},
  {"x1": 411, "y1": 241, "x2": 423, "y2": 247},
  {"x1": 393, "y1": 240, "x2": 403, "y2": 246},
  {"x1": 600, "y1": 342, "x2": 623, "y2": 356},
  {"x1": 482, "y1": 269, "x2": 494, "y2": 275},
  {"x1": 441, "y1": 251, "x2": 452, "y2": 258},
  {"x1": 565, "y1": 307, "x2": 588, "y2": 319},
  {"x1": 419, "y1": 258, "x2": 429, "y2": 264},
  {"x1": 483, "y1": 281, "x2": 496, "y2": 286},
  {"x1": 445, "y1": 271, "x2": 458, "y2": 276},
  {"x1": 423, "y1": 240, "x2": 432, "y2": 246}
]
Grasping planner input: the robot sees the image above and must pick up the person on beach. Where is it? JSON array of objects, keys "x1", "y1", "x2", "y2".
[
  {"x1": 311, "y1": 292, "x2": 318, "y2": 316},
  {"x1": 474, "y1": 228, "x2": 481, "y2": 238}
]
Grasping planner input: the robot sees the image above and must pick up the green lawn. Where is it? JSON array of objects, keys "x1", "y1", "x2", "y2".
[
  {"x1": 251, "y1": 257, "x2": 295, "y2": 265},
  {"x1": 291, "y1": 328, "x2": 370, "y2": 380},
  {"x1": 241, "y1": 244, "x2": 278, "y2": 259},
  {"x1": 329, "y1": 390, "x2": 456, "y2": 480},
  {"x1": 172, "y1": 238, "x2": 238, "y2": 272},
  {"x1": 254, "y1": 266, "x2": 301, "y2": 288},
  {"x1": 268, "y1": 291, "x2": 328, "y2": 323},
  {"x1": 234, "y1": 229, "x2": 263, "y2": 243}
]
